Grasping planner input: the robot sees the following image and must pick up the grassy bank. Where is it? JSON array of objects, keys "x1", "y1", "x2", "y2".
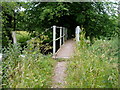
[
  {"x1": 66, "y1": 37, "x2": 119, "y2": 88},
  {"x1": 2, "y1": 44, "x2": 56, "y2": 88}
]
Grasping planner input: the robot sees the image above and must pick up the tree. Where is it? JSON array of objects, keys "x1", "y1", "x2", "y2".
[
  {"x1": 2, "y1": 2, "x2": 118, "y2": 47},
  {"x1": 1, "y1": 2, "x2": 23, "y2": 47},
  {"x1": 23, "y1": 2, "x2": 118, "y2": 40}
]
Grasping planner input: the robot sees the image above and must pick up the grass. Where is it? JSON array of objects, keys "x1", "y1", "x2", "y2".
[
  {"x1": 65, "y1": 37, "x2": 119, "y2": 88},
  {"x1": 2, "y1": 43, "x2": 56, "y2": 88}
]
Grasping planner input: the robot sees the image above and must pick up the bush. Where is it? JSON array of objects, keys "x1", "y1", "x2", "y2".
[
  {"x1": 16, "y1": 31, "x2": 53, "y2": 54},
  {"x1": 16, "y1": 31, "x2": 31, "y2": 43},
  {"x1": 2, "y1": 44, "x2": 56, "y2": 88},
  {"x1": 27, "y1": 37, "x2": 52, "y2": 55},
  {"x1": 66, "y1": 37, "x2": 119, "y2": 88},
  {"x1": 16, "y1": 31, "x2": 31, "y2": 48}
]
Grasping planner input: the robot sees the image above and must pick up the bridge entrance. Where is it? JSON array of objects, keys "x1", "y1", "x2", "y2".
[
  {"x1": 11, "y1": 25, "x2": 81, "y2": 59},
  {"x1": 52, "y1": 25, "x2": 81, "y2": 59}
]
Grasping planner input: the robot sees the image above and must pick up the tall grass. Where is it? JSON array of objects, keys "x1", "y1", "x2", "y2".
[
  {"x1": 2, "y1": 44, "x2": 56, "y2": 88},
  {"x1": 66, "y1": 33, "x2": 119, "y2": 88}
]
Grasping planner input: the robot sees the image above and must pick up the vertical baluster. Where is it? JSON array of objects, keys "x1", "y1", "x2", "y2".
[
  {"x1": 60, "y1": 27, "x2": 62, "y2": 47},
  {"x1": 65, "y1": 28, "x2": 67, "y2": 41},
  {"x1": 53, "y1": 25, "x2": 56, "y2": 55},
  {"x1": 63, "y1": 27, "x2": 65, "y2": 43}
]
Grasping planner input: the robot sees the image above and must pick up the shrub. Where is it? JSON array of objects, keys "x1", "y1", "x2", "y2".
[
  {"x1": 2, "y1": 43, "x2": 56, "y2": 88},
  {"x1": 66, "y1": 37, "x2": 119, "y2": 88},
  {"x1": 16, "y1": 31, "x2": 31, "y2": 43},
  {"x1": 27, "y1": 37, "x2": 52, "y2": 55}
]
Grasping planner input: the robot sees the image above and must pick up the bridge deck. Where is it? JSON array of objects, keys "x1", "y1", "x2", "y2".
[{"x1": 53, "y1": 39, "x2": 75, "y2": 59}]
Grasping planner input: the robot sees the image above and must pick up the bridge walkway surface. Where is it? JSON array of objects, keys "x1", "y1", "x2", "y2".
[{"x1": 53, "y1": 39, "x2": 75, "y2": 59}]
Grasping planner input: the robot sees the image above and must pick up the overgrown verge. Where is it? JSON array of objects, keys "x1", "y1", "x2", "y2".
[
  {"x1": 66, "y1": 36, "x2": 119, "y2": 88},
  {"x1": 2, "y1": 44, "x2": 56, "y2": 88},
  {"x1": 16, "y1": 31, "x2": 52, "y2": 55}
]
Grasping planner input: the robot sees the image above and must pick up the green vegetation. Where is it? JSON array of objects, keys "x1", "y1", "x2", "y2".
[
  {"x1": 1, "y1": 2, "x2": 119, "y2": 88},
  {"x1": 1, "y1": 2, "x2": 118, "y2": 47},
  {"x1": 16, "y1": 31, "x2": 31, "y2": 44},
  {"x1": 2, "y1": 44, "x2": 56, "y2": 88},
  {"x1": 66, "y1": 35, "x2": 119, "y2": 88}
]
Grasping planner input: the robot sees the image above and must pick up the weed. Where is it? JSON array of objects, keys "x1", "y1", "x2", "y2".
[
  {"x1": 66, "y1": 37, "x2": 118, "y2": 88},
  {"x1": 2, "y1": 44, "x2": 56, "y2": 88}
]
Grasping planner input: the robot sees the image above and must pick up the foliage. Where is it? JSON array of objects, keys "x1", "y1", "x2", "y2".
[
  {"x1": 27, "y1": 37, "x2": 52, "y2": 55},
  {"x1": 1, "y1": 2, "x2": 119, "y2": 88},
  {"x1": 2, "y1": 2, "x2": 118, "y2": 48},
  {"x1": 2, "y1": 44, "x2": 56, "y2": 88},
  {"x1": 16, "y1": 31, "x2": 30, "y2": 43},
  {"x1": 14, "y1": 29, "x2": 52, "y2": 54},
  {"x1": 16, "y1": 31, "x2": 31, "y2": 47},
  {"x1": 1, "y1": 2, "x2": 25, "y2": 47},
  {"x1": 22, "y1": 2, "x2": 118, "y2": 39},
  {"x1": 66, "y1": 36, "x2": 119, "y2": 88},
  {"x1": 26, "y1": 29, "x2": 53, "y2": 54}
]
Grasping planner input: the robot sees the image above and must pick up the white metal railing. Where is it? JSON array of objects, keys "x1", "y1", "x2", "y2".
[{"x1": 52, "y1": 25, "x2": 67, "y2": 55}]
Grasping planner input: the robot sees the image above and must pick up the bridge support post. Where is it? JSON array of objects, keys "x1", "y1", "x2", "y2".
[
  {"x1": 75, "y1": 26, "x2": 81, "y2": 42},
  {"x1": 12, "y1": 31, "x2": 17, "y2": 44},
  {"x1": 53, "y1": 25, "x2": 56, "y2": 55},
  {"x1": 60, "y1": 27, "x2": 62, "y2": 47}
]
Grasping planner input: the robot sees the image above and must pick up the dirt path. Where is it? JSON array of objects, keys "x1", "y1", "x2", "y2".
[
  {"x1": 52, "y1": 61, "x2": 67, "y2": 88},
  {"x1": 52, "y1": 39, "x2": 75, "y2": 88}
]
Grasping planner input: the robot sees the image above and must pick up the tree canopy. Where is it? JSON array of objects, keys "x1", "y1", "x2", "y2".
[{"x1": 1, "y1": 2, "x2": 119, "y2": 47}]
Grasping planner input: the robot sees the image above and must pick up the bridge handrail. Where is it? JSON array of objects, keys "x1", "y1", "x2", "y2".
[
  {"x1": 54, "y1": 34, "x2": 66, "y2": 41},
  {"x1": 12, "y1": 25, "x2": 68, "y2": 56},
  {"x1": 52, "y1": 25, "x2": 67, "y2": 55}
]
